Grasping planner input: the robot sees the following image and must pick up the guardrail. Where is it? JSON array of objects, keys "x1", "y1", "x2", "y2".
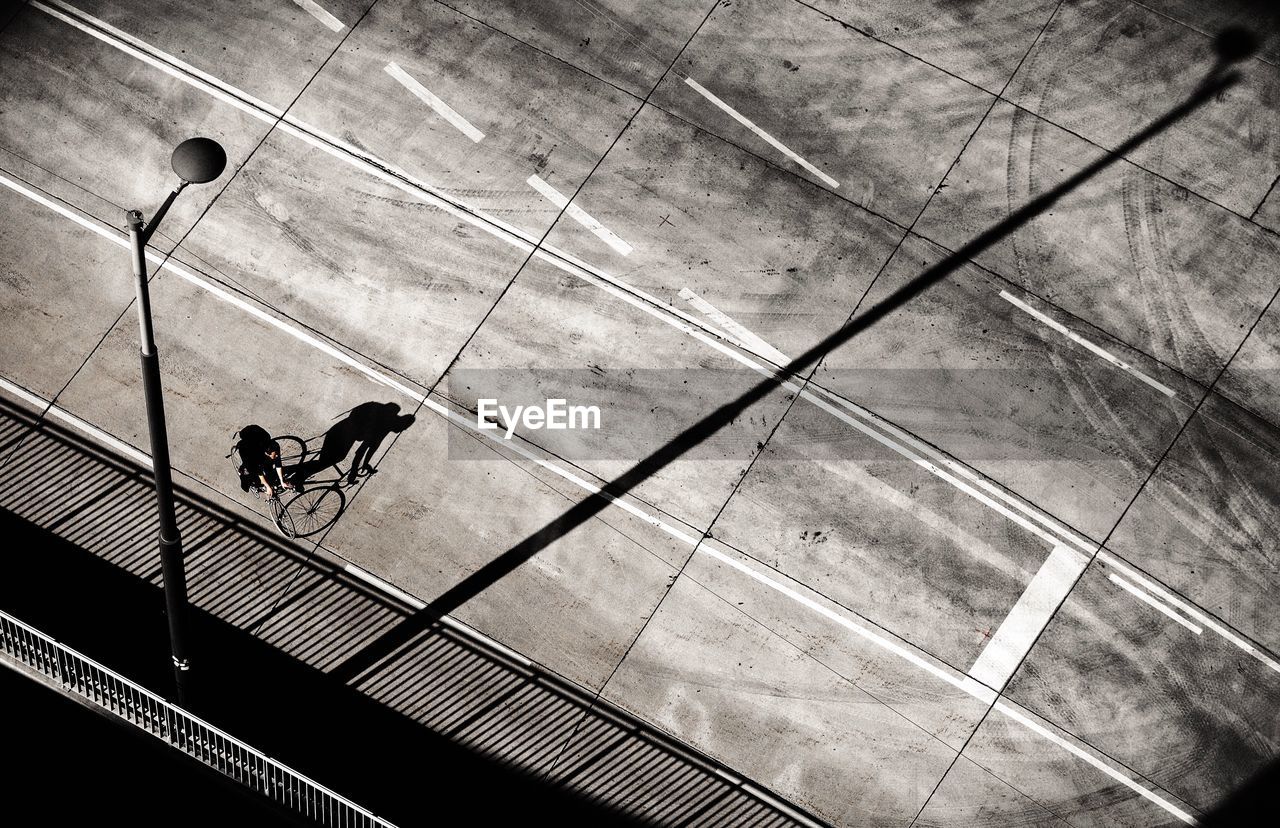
[{"x1": 0, "y1": 608, "x2": 396, "y2": 828}]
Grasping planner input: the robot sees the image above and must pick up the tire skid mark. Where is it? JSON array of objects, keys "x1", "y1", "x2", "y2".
[
  {"x1": 1141, "y1": 169, "x2": 1217, "y2": 378},
  {"x1": 1051, "y1": 342, "x2": 1155, "y2": 473},
  {"x1": 1006, "y1": 79, "x2": 1055, "y2": 296}
]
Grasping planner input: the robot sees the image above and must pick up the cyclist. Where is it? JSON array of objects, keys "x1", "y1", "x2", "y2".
[{"x1": 236, "y1": 425, "x2": 293, "y2": 498}]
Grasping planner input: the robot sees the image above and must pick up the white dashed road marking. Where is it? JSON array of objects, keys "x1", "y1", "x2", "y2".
[
  {"x1": 684, "y1": 77, "x2": 839, "y2": 189},
  {"x1": 527, "y1": 173, "x2": 633, "y2": 256},
  {"x1": 291, "y1": 0, "x2": 345, "y2": 32},
  {"x1": 999, "y1": 289, "x2": 1176, "y2": 397},
  {"x1": 384, "y1": 62, "x2": 486, "y2": 143}
]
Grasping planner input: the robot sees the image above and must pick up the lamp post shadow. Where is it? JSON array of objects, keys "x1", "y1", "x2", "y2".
[{"x1": 328, "y1": 32, "x2": 1257, "y2": 686}]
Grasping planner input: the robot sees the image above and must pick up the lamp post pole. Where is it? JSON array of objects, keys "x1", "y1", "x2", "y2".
[
  {"x1": 128, "y1": 137, "x2": 226, "y2": 706},
  {"x1": 127, "y1": 205, "x2": 193, "y2": 704}
]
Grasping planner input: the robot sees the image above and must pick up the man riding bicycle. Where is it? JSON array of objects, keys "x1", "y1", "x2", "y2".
[{"x1": 236, "y1": 424, "x2": 293, "y2": 498}]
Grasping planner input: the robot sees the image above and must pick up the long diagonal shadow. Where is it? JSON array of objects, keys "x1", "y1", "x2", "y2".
[{"x1": 331, "y1": 33, "x2": 1256, "y2": 684}]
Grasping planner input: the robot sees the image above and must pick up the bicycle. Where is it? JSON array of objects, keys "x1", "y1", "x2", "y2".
[{"x1": 227, "y1": 431, "x2": 346, "y2": 539}]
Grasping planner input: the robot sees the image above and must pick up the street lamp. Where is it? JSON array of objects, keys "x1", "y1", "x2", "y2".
[{"x1": 126, "y1": 136, "x2": 226, "y2": 705}]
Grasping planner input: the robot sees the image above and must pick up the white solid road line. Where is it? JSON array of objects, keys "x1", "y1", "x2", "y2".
[
  {"x1": 968, "y1": 544, "x2": 1091, "y2": 689},
  {"x1": 0, "y1": 375, "x2": 152, "y2": 467},
  {"x1": 679, "y1": 287, "x2": 789, "y2": 366},
  {"x1": 672, "y1": 287, "x2": 1098, "y2": 557},
  {"x1": 526, "y1": 174, "x2": 633, "y2": 256},
  {"x1": 684, "y1": 77, "x2": 839, "y2": 189},
  {"x1": 37, "y1": 0, "x2": 282, "y2": 116},
  {"x1": 699, "y1": 540, "x2": 998, "y2": 705},
  {"x1": 805, "y1": 384, "x2": 1098, "y2": 556},
  {"x1": 384, "y1": 62, "x2": 485, "y2": 144},
  {"x1": 673, "y1": 285, "x2": 1098, "y2": 559},
  {"x1": 0, "y1": 171, "x2": 699, "y2": 550},
  {"x1": 1099, "y1": 552, "x2": 1280, "y2": 675},
  {"x1": 999, "y1": 290, "x2": 1177, "y2": 398},
  {"x1": 291, "y1": 0, "x2": 345, "y2": 32},
  {"x1": 1109, "y1": 573, "x2": 1203, "y2": 635},
  {"x1": 992, "y1": 700, "x2": 1198, "y2": 825},
  {"x1": 15, "y1": 7, "x2": 1250, "y2": 820},
  {"x1": 799, "y1": 386, "x2": 1088, "y2": 553}
]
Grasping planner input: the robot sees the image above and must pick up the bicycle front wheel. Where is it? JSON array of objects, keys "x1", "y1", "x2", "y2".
[
  {"x1": 281, "y1": 487, "x2": 345, "y2": 538},
  {"x1": 269, "y1": 496, "x2": 298, "y2": 539}
]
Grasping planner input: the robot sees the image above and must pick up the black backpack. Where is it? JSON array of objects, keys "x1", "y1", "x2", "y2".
[{"x1": 235, "y1": 424, "x2": 271, "y2": 490}]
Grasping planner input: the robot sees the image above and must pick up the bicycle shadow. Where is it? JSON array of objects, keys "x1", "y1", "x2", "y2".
[{"x1": 290, "y1": 401, "x2": 416, "y2": 489}]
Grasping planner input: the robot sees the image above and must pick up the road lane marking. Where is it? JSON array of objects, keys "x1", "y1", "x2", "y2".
[
  {"x1": 661, "y1": 293, "x2": 1097, "y2": 558},
  {"x1": 992, "y1": 700, "x2": 1198, "y2": 825},
  {"x1": 526, "y1": 174, "x2": 633, "y2": 255},
  {"x1": 36, "y1": 0, "x2": 278, "y2": 120},
  {"x1": 0, "y1": 375, "x2": 152, "y2": 467},
  {"x1": 699, "y1": 541, "x2": 997, "y2": 705},
  {"x1": 1109, "y1": 574, "x2": 1203, "y2": 634},
  {"x1": 805, "y1": 384, "x2": 1098, "y2": 556},
  {"x1": 678, "y1": 287, "x2": 789, "y2": 365},
  {"x1": 291, "y1": 0, "x2": 345, "y2": 32},
  {"x1": 23, "y1": 0, "x2": 1117, "y2": 566},
  {"x1": 968, "y1": 544, "x2": 1090, "y2": 689},
  {"x1": 1098, "y1": 552, "x2": 1278, "y2": 674},
  {"x1": 384, "y1": 62, "x2": 485, "y2": 143},
  {"x1": 999, "y1": 290, "x2": 1176, "y2": 398},
  {"x1": 0, "y1": 171, "x2": 698, "y2": 548},
  {"x1": 35, "y1": 0, "x2": 1093, "y2": 563},
  {"x1": 674, "y1": 286, "x2": 1099, "y2": 559},
  {"x1": 0, "y1": 173, "x2": 1222, "y2": 828},
  {"x1": 683, "y1": 77, "x2": 839, "y2": 189}
]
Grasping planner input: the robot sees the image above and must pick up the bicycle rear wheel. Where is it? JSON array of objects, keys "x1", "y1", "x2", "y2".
[
  {"x1": 273, "y1": 435, "x2": 307, "y2": 467},
  {"x1": 281, "y1": 486, "x2": 344, "y2": 538}
]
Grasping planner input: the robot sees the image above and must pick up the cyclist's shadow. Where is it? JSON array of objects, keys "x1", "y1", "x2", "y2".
[{"x1": 290, "y1": 401, "x2": 416, "y2": 490}]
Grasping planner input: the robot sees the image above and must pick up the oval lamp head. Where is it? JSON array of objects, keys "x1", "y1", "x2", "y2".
[
  {"x1": 1213, "y1": 27, "x2": 1258, "y2": 65},
  {"x1": 171, "y1": 137, "x2": 227, "y2": 185}
]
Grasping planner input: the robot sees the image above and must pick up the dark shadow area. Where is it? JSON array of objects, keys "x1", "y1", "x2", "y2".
[
  {"x1": 1201, "y1": 757, "x2": 1280, "y2": 825},
  {"x1": 290, "y1": 401, "x2": 416, "y2": 488},
  {"x1": 0, "y1": 509, "x2": 645, "y2": 827},
  {"x1": 0, "y1": 664, "x2": 314, "y2": 828},
  {"x1": 0, "y1": 396, "x2": 821, "y2": 827},
  {"x1": 0, "y1": 1, "x2": 28, "y2": 37},
  {"x1": 329, "y1": 34, "x2": 1256, "y2": 686}
]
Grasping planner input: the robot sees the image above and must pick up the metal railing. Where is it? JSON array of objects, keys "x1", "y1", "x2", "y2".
[{"x1": 0, "y1": 608, "x2": 396, "y2": 828}]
